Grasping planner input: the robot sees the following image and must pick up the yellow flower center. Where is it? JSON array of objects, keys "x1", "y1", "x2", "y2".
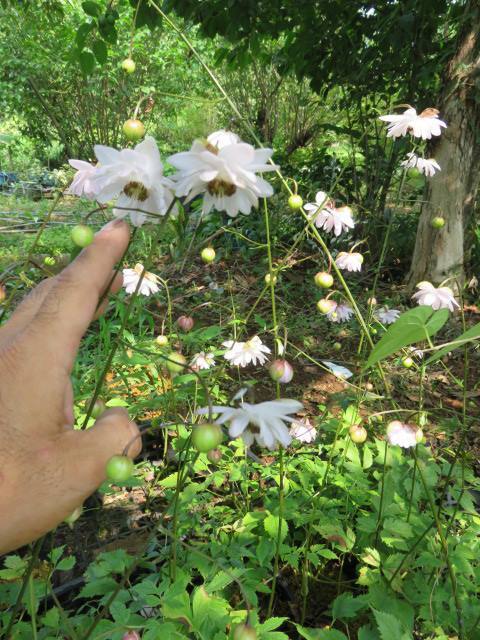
[
  {"x1": 124, "y1": 181, "x2": 148, "y2": 201},
  {"x1": 207, "y1": 178, "x2": 237, "y2": 197},
  {"x1": 133, "y1": 263, "x2": 157, "y2": 283}
]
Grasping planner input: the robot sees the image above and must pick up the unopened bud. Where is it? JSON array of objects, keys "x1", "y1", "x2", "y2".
[{"x1": 269, "y1": 359, "x2": 294, "y2": 383}]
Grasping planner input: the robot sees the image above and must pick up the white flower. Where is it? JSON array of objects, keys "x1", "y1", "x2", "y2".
[
  {"x1": 401, "y1": 152, "x2": 441, "y2": 177},
  {"x1": 198, "y1": 399, "x2": 303, "y2": 450},
  {"x1": 375, "y1": 306, "x2": 401, "y2": 325},
  {"x1": 305, "y1": 192, "x2": 355, "y2": 236},
  {"x1": 386, "y1": 420, "x2": 423, "y2": 448},
  {"x1": 168, "y1": 131, "x2": 278, "y2": 218},
  {"x1": 408, "y1": 346, "x2": 424, "y2": 359},
  {"x1": 69, "y1": 137, "x2": 176, "y2": 227},
  {"x1": 379, "y1": 107, "x2": 447, "y2": 140},
  {"x1": 190, "y1": 351, "x2": 215, "y2": 370},
  {"x1": 222, "y1": 336, "x2": 271, "y2": 367},
  {"x1": 122, "y1": 263, "x2": 160, "y2": 296},
  {"x1": 335, "y1": 252, "x2": 363, "y2": 272},
  {"x1": 411, "y1": 281, "x2": 459, "y2": 311},
  {"x1": 67, "y1": 160, "x2": 97, "y2": 198},
  {"x1": 290, "y1": 418, "x2": 317, "y2": 443},
  {"x1": 207, "y1": 129, "x2": 241, "y2": 149},
  {"x1": 322, "y1": 361, "x2": 354, "y2": 379},
  {"x1": 326, "y1": 302, "x2": 354, "y2": 323}
]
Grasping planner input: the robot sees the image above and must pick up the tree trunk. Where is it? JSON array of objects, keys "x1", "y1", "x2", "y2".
[{"x1": 407, "y1": 5, "x2": 480, "y2": 289}]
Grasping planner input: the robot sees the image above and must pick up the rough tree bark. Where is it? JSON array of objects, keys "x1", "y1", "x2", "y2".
[{"x1": 407, "y1": 4, "x2": 480, "y2": 289}]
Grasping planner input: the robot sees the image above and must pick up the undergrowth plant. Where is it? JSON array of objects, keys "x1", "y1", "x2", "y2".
[{"x1": 0, "y1": 6, "x2": 479, "y2": 640}]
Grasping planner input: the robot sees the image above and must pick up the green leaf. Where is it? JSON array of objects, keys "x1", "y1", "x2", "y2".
[
  {"x1": 56, "y1": 556, "x2": 76, "y2": 571},
  {"x1": 332, "y1": 593, "x2": 366, "y2": 621},
  {"x1": 365, "y1": 306, "x2": 449, "y2": 369},
  {"x1": 82, "y1": 1, "x2": 101, "y2": 16},
  {"x1": 92, "y1": 39, "x2": 108, "y2": 64},
  {"x1": 159, "y1": 472, "x2": 179, "y2": 488},
  {"x1": 295, "y1": 625, "x2": 348, "y2": 639},
  {"x1": 79, "y1": 50, "x2": 95, "y2": 75},
  {"x1": 372, "y1": 609, "x2": 412, "y2": 640},
  {"x1": 425, "y1": 320, "x2": 480, "y2": 364},
  {"x1": 264, "y1": 513, "x2": 288, "y2": 542}
]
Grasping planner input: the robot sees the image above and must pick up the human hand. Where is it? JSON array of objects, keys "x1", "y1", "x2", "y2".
[{"x1": 0, "y1": 219, "x2": 141, "y2": 554}]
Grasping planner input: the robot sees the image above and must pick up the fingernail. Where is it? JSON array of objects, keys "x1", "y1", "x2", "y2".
[{"x1": 96, "y1": 218, "x2": 127, "y2": 235}]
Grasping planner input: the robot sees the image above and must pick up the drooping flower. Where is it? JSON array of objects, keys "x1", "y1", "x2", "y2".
[
  {"x1": 411, "y1": 281, "x2": 459, "y2": 311},
  {"x1": 335, "y1": 251, "x2": 363, "y2": 272},
  {"x1": 67, "y1": 160, "x2": 97, "y2": 198},
  {"x1": 190, "y1": 351, "x2": 216, "y2": 371},
  {"x1": 322, "y1": 360, "x2": 354, "y2": 379},
  {"x1": 198, "y1": 399, "x2": 303, "y2": 450},
  {"x1": 386, "y1": 420, "x2": 423, "y2": 448},
  {"x1": 326, "y1": 302, "x2": 354, "y2": 323},
  {"x1": 222, "y1": 336, "x2": 271, "y2": 367},
  {"x1": 305, "y1": 192, "x2": 355, "y2": 236},
  {"x1": 379, "y1": 107, "x2": 447, "y2": 140},
  {"x1": 290, "y1": 418, "x2": 317, "y2": 443},
  {"x1": 69, "y1": 137, "x2": 176, "y2": 226},
  {"x1": 401, "y1": 152, "x2": 441, "y2": 177},
  {"x1": 122, "y1": 263, "x2": 160, "y2": 296},
  {"x1": 375, "y1": 306, "x2": 401, "y2": 325},
  {"x1": 168, "y1": 131, "x2": 278, "y2": 218}
]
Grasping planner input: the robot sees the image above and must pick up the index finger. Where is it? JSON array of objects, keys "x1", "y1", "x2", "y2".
[{"x1": 23, "y1": 218, "x2": 130, "y2": 371}]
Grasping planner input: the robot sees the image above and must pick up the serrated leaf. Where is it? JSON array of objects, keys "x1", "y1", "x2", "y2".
[
  {"x1": 82, "y1": 1, "x2": 100, "y2": 16},
  {"x1": 372, "y1": 609, "x2": 411, "y2": 640},
  {"x1": 365, "y1": 306, "x2": 449, "y2": 369},
  {"x1": 79, "y1": 50, "x2": 95, "y2": 75},
  {"x1": 332, "y1": 593, "x2": 366, "y2": 620},
  {"x1": 295, "y1": 625, "x2": 348, "y2": 639},
  {"x1": 92, "y1": 39, "x2": 108, "y2": 64},
  {"x1": 264, "y1": 513, "x2": 288, "y2": 542},
  {"x1": 425, "y1": 320, "x2": 480, "y2": 364}
]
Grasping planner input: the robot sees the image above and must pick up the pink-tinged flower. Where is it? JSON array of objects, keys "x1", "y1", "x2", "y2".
[
  {"x1": 198, "y1": 399, "x2": 303, "y2": 450},
  {"x1": 72, "y1": 136, "x2": 177, "y2": 226},
  {"x1": 290, "y1": 418, "x2": 317, "y2": 443},
  {"x1": 335, "y1": 252, "x2": 363, "y2": 272},
  {"x1": 222, "y1": 336, "x2": 271, "y2": 367},
  {"x1": 375, "y1": 306, "x2": 401, "y2": 325},
  {"x1": 122, "y1": 263, "x2": 159, "y2": 296},
  {"x1": 386, "y1": 420, "x2": 423, "y2": 448},
  {"x1": 379, "y1": 107, "x2": 447, "y2": 140},
  {"x1": 411, "y1": 281, "x2": 459, "y2": 312},
  {"x1": 67, "y1": 160, "x2": 97, "y2": 198},
  {"x1": 168, "y1": 131, "x2": 278, "y2": 218},
  {"x1": 327, "y1": 302, "x2": 354, "y2": 323},
  {"x1": 177, "y1": 315, "x2": 194, "y2": 332},
  {"x1": 190, "y1": 351, "x2": 215, "y2": 371},
  {"x1": 305, "y1": 192, "x2": 355, "y2": 236},
  {"x1": 269, "y1": 359, "x2": 294, "y2": 383},
  {"x1": 401, "y1": 153, "x2": 441, "y2": 177}
]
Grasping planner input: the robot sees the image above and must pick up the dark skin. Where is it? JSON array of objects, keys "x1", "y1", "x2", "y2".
[{"x1": 0, "y1": 219, "x2": 141, "y2": 554}]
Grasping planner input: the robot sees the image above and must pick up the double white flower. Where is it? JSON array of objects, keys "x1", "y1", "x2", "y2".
[
  {"x1": 304, "y1": 191, "x2": 355, "y2": 237},
  {"x1": 379, "y1": 107, "x2": 447, "y2": 140},
  {"x1": 327, "y1": 302, "x2": 354, "y2": 323},
  {"x1": 375, "y1": 306, "x2": 401, "y2": 325},
  {"x1": 168, "y1": 130, "x2": 277, "y2": 218},
  {"x1": 222, "y1": 336, "x2": 271, "y2": 367},
  {"x1": 411, "y1": 282, "x2": 459, "y2": 312},
  {"x1": 401, "y1": 152, "x2": 441, "y2": 177},
  {"x1": 122, "y1": 263, "x2": 160, "y2": 296},
  {"x1": 199, "y1": 399, "x2": 303, "y2": 450},
  {"x1": 335, "y1": 251, "x2": 363, "y2": 272},
  {"x1": 190, "y1": 352, "x2": 216, "y2": 371},
  {"x1": 68, "y1": 137, "x2": 176, "y2": 226},
  {"x1": 386, "y1": 420, "x2": 423, "y2": 449}
]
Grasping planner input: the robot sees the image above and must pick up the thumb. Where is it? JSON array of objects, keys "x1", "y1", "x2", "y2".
[{"x1": 60, "y1": 407, "x2": 142, "y2": 497}]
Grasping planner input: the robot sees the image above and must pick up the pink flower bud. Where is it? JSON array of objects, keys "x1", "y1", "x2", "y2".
[
  {"x1": 177, "y1": 315, "x2": 194, "y2": 332},
  {"x1": 122, "y1": 632, "x2": 141, "y2": 640},
  {"x1": 269, "y1": 359, "x2": 294, "y2": 383}
]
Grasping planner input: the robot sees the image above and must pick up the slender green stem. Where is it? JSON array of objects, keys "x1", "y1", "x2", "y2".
[
  {"x1": 28, "y1": 575, "x2": 38, "y2": 640},
  {"x1": 413, "y1": 451, "x2": 464, "y2": 638}
]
